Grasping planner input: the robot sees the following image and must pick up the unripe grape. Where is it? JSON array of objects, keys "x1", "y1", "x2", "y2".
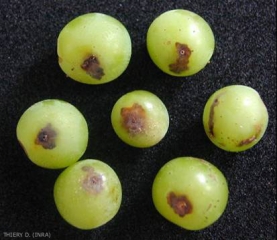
[
  {"x1": 111, "y1": 90, "x2": 169, "y2": 148},
  {"x1": 57, "y1": 13, "x2": 132, "y2": 84},
  {"x1": 147, "y1": 9, "x2": 215, "y2": 77},
  {"x1": 16, "y1": 99, "x2": 88, "y2": 169},
  {"x1": 203, "y1": 85, "x2": 269, "y2": 152},
  {"x1": 152, "y1": 157, "x2": 229, "y2": 230},
  {"x1": 54, "y1": 159, "x2": 122, "y2": 229}
]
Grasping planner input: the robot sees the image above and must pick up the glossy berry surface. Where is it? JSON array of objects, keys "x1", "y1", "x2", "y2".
[
  {"x1": 152, "y1": 157, "x2": 229, "y2": 230},
  {"x1": 16, "y1": 99, "x2": 88, "y2": 169},
  {"x1": 57, "y1": 12, "x2": 132, "y2": 84},
  {"x1": 147, "y1": 9, "x2": 215, "y2": 77},
  {"x1": 203, "y1": 85, "x2": 269, "y2": 152},
  {"x1": 111, "y1": 90, "x2": 169, "y2": 148},
  {"x1": 54, "y1": 159, "x2": 122, "y2": 230}
]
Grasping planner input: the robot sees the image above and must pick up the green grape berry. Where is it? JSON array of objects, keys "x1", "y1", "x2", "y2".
[
  {"x1": 57, "y1": 12, "x2": 132, "y2": 84},
  {"x1": 111, "y1": 90, "x2": 169, "y2": 148},
  {"x1": 16, "y1": 99, "x2": 88, "y2": 169},
  {"x1": 203, "y1": 85, "x2": 269, "y2": 152},
  {"x1": 147, "y1": 9, "x2": 215, "y2": 77},
  {"x1": 54, "y1": 159, "x2": 122, "y2": 230},
  {"x1": 152, "y1": 157, "x2": 229, "y2": 230}
]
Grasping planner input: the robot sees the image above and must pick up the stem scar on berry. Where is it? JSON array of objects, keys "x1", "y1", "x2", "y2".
[
  {"x1": 169, "y1": 42, "x2": 191, "y2": 74},
  {"x1": 81, "y1": 55, "x2": 104, "y2": 80},
  {"x1": 35, "y1": 123, "x2": 57, "y2": 149},
  {"x1": 167, "y1": 192, "x2": 193, "y2": 217},
  {"x1": 81, "y1": 166, "x2": 104, "y2": 194},
  {"x1": 120, "y1": 103, "x2": 146, "y2": 135}
]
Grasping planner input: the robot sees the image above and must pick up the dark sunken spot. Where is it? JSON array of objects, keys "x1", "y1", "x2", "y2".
[
  {"x1": 81, "y1": 166, "x2": 104, "y2": 194},
  {"x1": 121, "y1": 103, "x2": 146, "y2": 135},
  {"x1": 169, "y1": 42, "x2": 191, "y2": 74},
  {"x1": 167, "y1": 192, "x2": 193, "y2": 217},
  {"x1": 81, "y1": 55, "x2": 104, "y2": 80},
  {"x1": 35, "y1": 123, "x2": 57, "y2": 149}
]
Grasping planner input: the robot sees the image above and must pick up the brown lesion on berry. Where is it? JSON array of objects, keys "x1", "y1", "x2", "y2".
[
  {"x1": 169, "y1": 42, "x2": 191, "y2": 74},
  {"x1": 81, "y1": 166, "x2": 104, "y2": 194},
  {"x1": 81, "y1": 55, "x2": 104, "y2": 80},
  {"x1": 167, "y1": 192, "x2": 192, "y2": 217},
  {"x1": 208, "y1": 97, "x2": 220, "y2": 137},
  {"x1": 238, "y1": 124, "x2": 262, "y2": 147},
  {"x1": 120, "y1": 103, "x2": 146, "y2": 135},
  {"x1": 35, "y1": 123, "x2": 57, "y2": 149},
  {"x1": 238, "y1": 136, "x2": 256, "y2": 146}
]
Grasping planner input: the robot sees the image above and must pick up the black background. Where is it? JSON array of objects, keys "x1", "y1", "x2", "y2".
[{"x1": 0, "y1": 0, "x2": 276, "y2": 239}]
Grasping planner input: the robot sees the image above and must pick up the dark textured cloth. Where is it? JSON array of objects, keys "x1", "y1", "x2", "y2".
[{"x1": 0, "y1": 1, "x2": 276, "y2": 239}]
